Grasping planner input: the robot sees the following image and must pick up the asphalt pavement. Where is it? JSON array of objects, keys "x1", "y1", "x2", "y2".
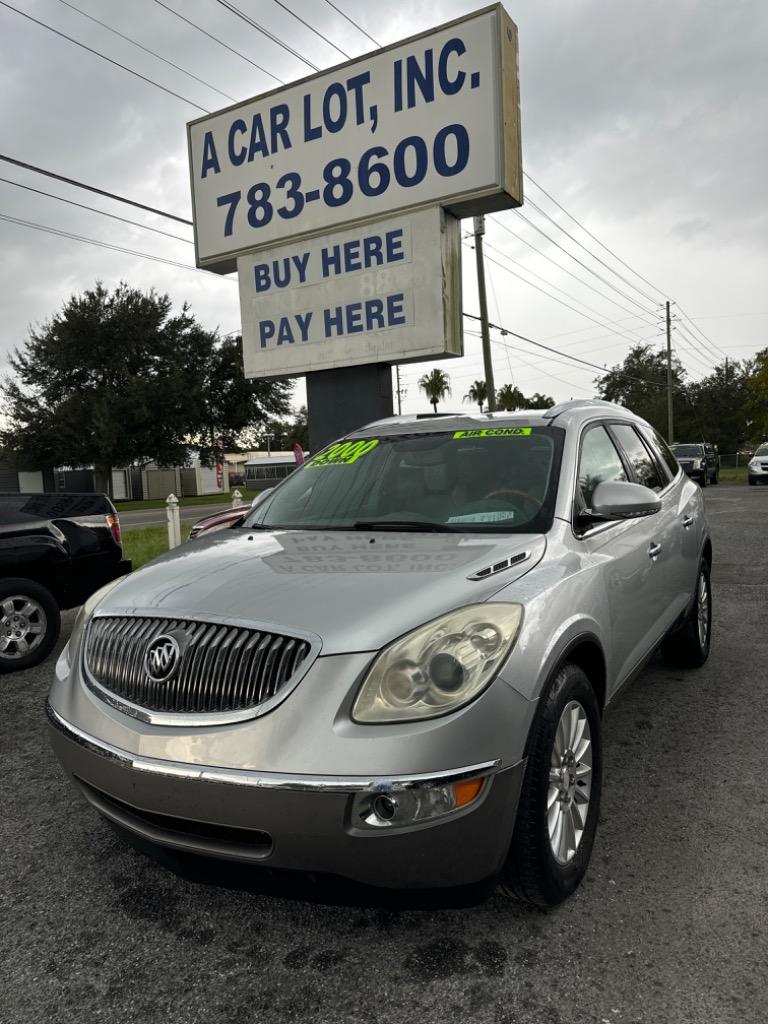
[{"x1": 1, "y1": 483, "x2": 766, "y2": 1024}]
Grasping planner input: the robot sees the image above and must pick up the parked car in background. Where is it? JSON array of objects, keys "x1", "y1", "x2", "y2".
[
  {"x1": 670, "y1": 442, "x2": 719, "y2": 486},
  {"x1": 748, "y1": 443, "x2": 768, "y2": 485},
  {"x1": 188, "y1": 491, "x2": 273, "y2": 541},
  {"x1": 0, "y1": 493, "x2": 130, "y2": 673},
  {"x1": 48, "y1": 401, "x2": 711, "y2": 907}
]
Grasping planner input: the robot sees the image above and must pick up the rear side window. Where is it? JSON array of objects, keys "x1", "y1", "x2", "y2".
[
  {"x1": 640, "y1": 427, "x2": 679, "y2": 482},
  {"x1": 610, "y1": 424, "x2": 664, "y2": 491},
  {"x1": 577, "y1": 425, "x2": 627, "y2": 507}
]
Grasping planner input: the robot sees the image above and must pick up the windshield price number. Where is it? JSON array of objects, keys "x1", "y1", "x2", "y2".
[{"x1": 216, "y1": 124, "x2": 469, "y2": 237}]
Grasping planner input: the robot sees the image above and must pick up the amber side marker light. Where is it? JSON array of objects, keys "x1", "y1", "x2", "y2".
[{"x1": 453, "y1": 778, "x2": 484, "y2": 808}]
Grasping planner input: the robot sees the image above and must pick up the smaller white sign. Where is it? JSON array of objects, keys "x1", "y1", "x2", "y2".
[{"x1": 238, "y1": 207, "x2": 461, "y2": 379}]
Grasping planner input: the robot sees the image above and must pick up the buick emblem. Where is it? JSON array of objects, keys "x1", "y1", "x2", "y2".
[{"x1": 145, "y1": 634, "x2": 180, "y2": 683}]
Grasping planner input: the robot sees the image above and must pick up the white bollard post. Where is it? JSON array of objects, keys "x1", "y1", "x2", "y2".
[
  {"x1": 166, "y1": 493, "x2": 181, "y2": 549},
  {"x1": 231, "y1": 489, "x2": 243, "y2": 508}
]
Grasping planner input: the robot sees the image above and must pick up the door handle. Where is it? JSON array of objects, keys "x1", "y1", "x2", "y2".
[
  {"x1": 648, "y1": 542, "x2": 662, "y2": 561},
  {"x1": 682, "y1": 516, "x2": 694, "y2": 529}
]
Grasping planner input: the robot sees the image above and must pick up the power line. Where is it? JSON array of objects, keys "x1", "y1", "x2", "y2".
[
  {"x1": 213, "y1": 0, "x2": 320, "y2": 71},
  {"x1": 523, "y1": 172, "x2": 670, "y2": 302},
  {"x1": 0, "y1": 177, "x2": 192, "y2": 243},
  {"x1": 150, "y1": 0, "x2": 283, "y2": 84},
  {"x1": 462, "y1": 312, "x2": 683, "y2": 392},
  {"x1": 0, "y1": 0, "x2": 210, "y2": 113},
  {"x1": 53, "y1": 0, "x2": 237, "y2": 103},
  {"x1": 480, "y1": 235, "x2": 654, "y2": 337},
  {"x1": 270, "y1": 0, "x2": 351, "y2": 58},
  {"x1": 490, "y1": 216, "x2": 658, "y2": 323},
  {"x1": 0, "y1": 211, "x2": 230, "y2": 280},
  {"x1": 512, "y1": 208, "x2": 656, "y2": 316},
  {"x1": 323, "y1": 0, "x2": 380, "y2": 47},
  {"x1": 0, "y1": 154, "x2": 193, "y2": 225},
  {"x1": 676, "y1": 303, "x2": 729, "y2": 360},
  {"x1": 524, "y1": 197, "x2": 661, "y2": 308}
]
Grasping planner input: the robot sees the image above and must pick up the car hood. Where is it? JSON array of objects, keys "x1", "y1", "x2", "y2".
[{"x1": 97, "y1": 529, "x2": 546, "y2": 654}]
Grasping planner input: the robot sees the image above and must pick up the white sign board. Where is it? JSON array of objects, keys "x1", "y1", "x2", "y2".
[
  {"x1": 238, "y1": 207, "x2": 461, "y2": 378},
  {"x1": 188, "y1": 4, "x2": 521, "y2": 273}
]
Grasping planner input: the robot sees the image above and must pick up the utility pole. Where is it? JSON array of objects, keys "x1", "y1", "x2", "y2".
[
  {"x1": 395, "y1": 364, "x2": 402, "y2": 415},
  {"x1": 473, "y1": 214, "x2": 496, "y2": 412},
  {"x1": 665, "y1": 300, "x2": 674, "y2": 443}
]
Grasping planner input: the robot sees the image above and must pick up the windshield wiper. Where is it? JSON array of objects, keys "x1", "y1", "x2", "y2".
[{"x1": 352, "y1": 519, "x2": 454, "y2": 532}]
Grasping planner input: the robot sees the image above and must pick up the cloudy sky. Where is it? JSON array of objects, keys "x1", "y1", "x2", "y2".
[{"x1": 1, "y1": 0, "x2": 766, "y2": 418}]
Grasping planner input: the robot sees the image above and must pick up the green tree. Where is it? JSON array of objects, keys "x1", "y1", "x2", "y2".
[
  {"x1": 595, "y1": 344, "x2": 689, "y2": 441},
  {"x1": 685, "y1": 359, "x2": 754, "y2": 452},
  {"x1": 464, "y1": 379, "x2": 488, "y2": 412},
  {"x1": 746, "y1": 348, "x2": 768, "y2": 442},
  {"x1": 496, "y1": 383, "x2": 527, "y2": 411},
  {"x1": 0, "y1": 283, "x2": 291, "y2": 491},
  {"x1": 418, "y1": 368, "x2": 451, "y2": 413},
  {"x1": 526, "y1": 391, "x2": 555, "y2": 410}
]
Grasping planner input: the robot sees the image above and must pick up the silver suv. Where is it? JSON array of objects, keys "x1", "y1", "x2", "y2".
[{"x1": 47, "y1": 401, "x2": 712, "y2": 906}]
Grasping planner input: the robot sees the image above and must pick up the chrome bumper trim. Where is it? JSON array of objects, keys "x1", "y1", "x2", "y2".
[{"x1": 46, "y1": 701, "x2": 501, "y2": 794}]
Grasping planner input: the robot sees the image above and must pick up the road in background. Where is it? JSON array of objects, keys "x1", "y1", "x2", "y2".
[
  {"x1": 118, "y1": 502, "x2": 235, "y2": 528},
  {"x1": 1, "y1": 484, "x2": 766, "y2": 1024}
]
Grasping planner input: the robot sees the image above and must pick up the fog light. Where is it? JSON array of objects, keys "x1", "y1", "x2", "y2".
[
  {"x1": 353, "y1": 775, "x2": 486, "y2": 830},
  {"x1": 372, "y1": 794, "x2": 398, "y2": 821}
]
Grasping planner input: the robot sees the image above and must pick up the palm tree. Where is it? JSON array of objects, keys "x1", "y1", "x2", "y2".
[
  {"x1": 496, "y1": 383, "x2": 527, "y2": 412},
  {"x1": 464, "y1": 380, "x2": 488, "y2": 412},
  {"x1": 418, "y1": 368, "x2": 451, "y2": 413}
]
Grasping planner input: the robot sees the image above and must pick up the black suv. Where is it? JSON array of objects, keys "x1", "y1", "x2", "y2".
[
  {"x1": 0, "y1": 492, "x2": 131, "y2": 673},
  {"x1": 670, "y1": 442, "x2": 720, "y2": 486}
]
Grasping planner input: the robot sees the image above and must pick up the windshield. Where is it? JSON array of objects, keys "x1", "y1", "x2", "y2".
[
  {"x1": 671, "y1": 444, "x2": 704, "y2": 457},
  {"x1": 755, "y1": 444, "x2": 768, "y2": 457},
  {"x1": 243, "y1": 426, "x2": 564, "y2": 533}
]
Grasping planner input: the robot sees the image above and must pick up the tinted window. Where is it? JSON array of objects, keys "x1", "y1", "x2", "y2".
[
  {"x1": 577, "y1": 426, "x2": 627, "y2": 507},
  {"x1": 640, "y1": 427, "x2": 679, "y2": 481},
  {"x1": 611, "y1": 424, "x2": 664, "y2": 491},
  {"x1": 754, "y1": 444, "x2": 768, "y2": 457},
  {"x1": 670, "y1": 444, "x2": 704, "y2": 458},
  {"x1": 245, "y1": 427, "x2": 565, "y2": 534}
]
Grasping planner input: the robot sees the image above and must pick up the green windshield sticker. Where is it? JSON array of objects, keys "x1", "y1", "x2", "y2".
[
  {"x1": 308, "y1": 439, "x2": 380, "y2": 467},
  {"x1": 453, "y1": 428, "x2": 533, "y2": 438}
]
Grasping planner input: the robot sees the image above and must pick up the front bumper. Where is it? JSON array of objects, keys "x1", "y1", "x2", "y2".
[{"x1": 47, "y1": 701, "x2": 525, "y2": 889}]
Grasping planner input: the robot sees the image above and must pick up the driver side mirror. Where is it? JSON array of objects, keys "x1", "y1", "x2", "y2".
[
  {"x1": 587, "y1": 480, "x2": 661, "y2": 521},
  {"x1": 250, "y1": 488, "x2": 273, "y2": 509}
]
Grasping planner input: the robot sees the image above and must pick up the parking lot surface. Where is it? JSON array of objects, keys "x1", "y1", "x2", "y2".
[{"x1": 1, "y1": 484, "x2": 766, "y2": 1024}]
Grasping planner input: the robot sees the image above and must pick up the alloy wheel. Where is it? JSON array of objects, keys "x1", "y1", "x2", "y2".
[
  {"x1": 548, "y1": 700, "x2": 593, "y2": 865},
  {"x1": 0, "y1": 596, "x2": 47, "y2": 659},
  {"x1": 697, "y1": 571, "x2": 709, "y2": 649}
]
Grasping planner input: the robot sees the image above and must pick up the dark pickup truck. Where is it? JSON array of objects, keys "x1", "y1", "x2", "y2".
[{"x1": 0, "y1": 493, "x2": 131, "y2": 673}]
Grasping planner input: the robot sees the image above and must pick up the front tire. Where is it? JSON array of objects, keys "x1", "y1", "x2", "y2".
[
  {"x1": 501, "y1": 664, "x2": 602, "y2": 907},
  {"x1": 661, "y1": 559, "x2": 712, "y2": 669},
  {"x1": 0, "y1": 578, "x2": 61, "y2": 673},
  {"x1": 748, "y1": 476, "x2": 757, "y2": 486}
]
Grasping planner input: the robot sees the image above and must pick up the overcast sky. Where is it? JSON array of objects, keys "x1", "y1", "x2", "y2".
[{"x1": 1, "y1": 0, "x2": 766, "y2": 419}]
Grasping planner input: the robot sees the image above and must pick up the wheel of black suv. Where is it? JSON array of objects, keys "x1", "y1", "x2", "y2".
[
  {"x1": 700, "y1": 472, "x2": 708, "y2": 488},
  {"x1": 661, "y1": 559, "x2": 712, "y2": 669},
  {"x1": 501, "y1": 663, "x2": 602, "y2": 907},
  {"x1": 0, "y1": 578, "x2": 60, "y2": 674},
  {"x1": 711, "y1": 469, "x2": 719, "y2": 485},
  {"x1": 748, "y1": 476, "x2": 757, "y2": 486}
]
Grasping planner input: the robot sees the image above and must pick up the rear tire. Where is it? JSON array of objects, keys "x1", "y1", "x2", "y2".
[
  {"x1": 711, "y1": 470, "x2": 719, "y2": 485},
  {"x1": 0, "y1": 578, "x2": 61, "y2": 673},
  {"x1": 748, "y1": 476, "x2": 756, "y2": 486},
  {"x1": 500, "y1": 664, "x2": 602, "y2": 907},
  {"x1": 700, "y1": 472, "x2": 708, "y2": 488},
  {"x1": 661, "y1": 559, "x2": 712, "y2": 669}
]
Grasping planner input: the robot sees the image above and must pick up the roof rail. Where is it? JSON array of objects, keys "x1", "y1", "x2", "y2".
[{"x1": 542, "y1": 399, "x2": 623, "y2": 420}]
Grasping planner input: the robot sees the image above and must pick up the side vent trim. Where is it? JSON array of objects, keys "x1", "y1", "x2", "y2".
[{"x1": 467, "y1": 551, "x2": 529, "y2": 581}]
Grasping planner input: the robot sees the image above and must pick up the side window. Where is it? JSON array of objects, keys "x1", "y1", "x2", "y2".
[
  {"x1": 577, "y1": 425, "x2": 627, "y2": 508},
  {"x1": 610, "y1": 424, "x2": 664, "y2": 491},
  {"x1": 640, "y1": 426, "x2": 679, "y2": 482}
]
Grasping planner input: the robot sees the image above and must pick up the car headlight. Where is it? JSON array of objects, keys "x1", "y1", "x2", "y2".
[
  {"x1": 352, "y1": 604, "x2": 523, "y2": 724},
  {"x1": 69, "y1": 578, "x2": 125, "y2": 652},
  {"x1": 749, "y1": 459, "x2": 759, "y2": 470},
  {"x1": 692, "y1": 459, "x2": 702, "y2": 469}
]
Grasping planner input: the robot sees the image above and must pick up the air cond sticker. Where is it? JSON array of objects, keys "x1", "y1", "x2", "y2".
[
  {"x1": 453, "y1": 428, "x2": 533, "y2": 438},
  {"x1": 308, "y1": 439, "x2": 380, "y2": 466}
]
